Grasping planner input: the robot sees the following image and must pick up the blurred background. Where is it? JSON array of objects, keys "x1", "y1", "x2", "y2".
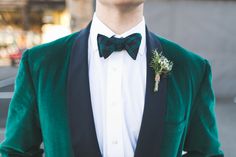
[{"x1": 0, "y1": 0, "x2": 235, "y2": 156}]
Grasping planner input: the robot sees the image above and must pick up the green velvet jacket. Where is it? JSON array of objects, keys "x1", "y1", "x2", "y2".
[{"x1": 0, "y1": 24, "x2": 223, "y2": 157}]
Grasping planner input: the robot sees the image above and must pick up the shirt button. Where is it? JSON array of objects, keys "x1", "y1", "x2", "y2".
[
  {"x1": 111, "y1": 102, "x2": 117, "y2": 106},
  {"x1": 111, "y1": 140, "x2": 118, "y2": 145},
  {"x1": 112, "y1": 66, "x2": 117, "y2": 72}
]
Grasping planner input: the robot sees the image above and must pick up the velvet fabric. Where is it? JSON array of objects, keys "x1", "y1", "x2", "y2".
[{"x1": 0, "y1": 23, "x2": 223, "y2": 157}]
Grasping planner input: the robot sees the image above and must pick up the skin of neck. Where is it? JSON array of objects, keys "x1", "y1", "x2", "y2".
[{"x1": 96, "y1": 1, "x2": 144, "y2": 35}]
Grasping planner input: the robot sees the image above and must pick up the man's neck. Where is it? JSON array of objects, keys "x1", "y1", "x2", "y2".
[{"x1": 96, "y1": 2, "x2": 144, "y2": 35}]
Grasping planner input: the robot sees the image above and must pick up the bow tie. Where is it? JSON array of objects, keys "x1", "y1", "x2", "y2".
[{"x1": 97, "y1": 33, "x2": 142, "y2": 60}]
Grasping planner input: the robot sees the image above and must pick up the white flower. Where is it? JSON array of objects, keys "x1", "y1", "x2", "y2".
[{"x1": 150, "y1": 49, "x2": 173, "y2": 92}]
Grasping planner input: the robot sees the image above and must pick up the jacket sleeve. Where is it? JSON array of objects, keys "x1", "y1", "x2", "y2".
[
  {"x1": 0, "y1": 50, "x2": 43, "y2": 157},
  {"x1": 183, "y1": 60, "x2": 224, "y2": 157}
]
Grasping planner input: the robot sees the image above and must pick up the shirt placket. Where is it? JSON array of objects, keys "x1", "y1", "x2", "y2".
[{"x1": 105, "y1": 51, "x2": 124, "y2": 157}]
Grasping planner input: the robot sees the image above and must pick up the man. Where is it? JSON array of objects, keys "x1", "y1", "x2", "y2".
[{"x1": 0, "y1": 0, "x2": 223, "y2": 156}]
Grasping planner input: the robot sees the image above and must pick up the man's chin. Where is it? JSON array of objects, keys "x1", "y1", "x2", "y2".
[
  {"x1": 99, "y1": 0, "x2": 144, "y2": 7},
  {"x1": 113, "y1": 1, "x2": 144, "y2": 11}
]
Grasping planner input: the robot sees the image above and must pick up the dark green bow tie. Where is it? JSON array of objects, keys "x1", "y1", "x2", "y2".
[{"x1": 97, "y1": 33, "x2": 142, "y2": 60}]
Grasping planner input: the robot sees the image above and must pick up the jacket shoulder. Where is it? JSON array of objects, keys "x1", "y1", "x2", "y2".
[
  {"x1": 157, "y1": 35, "x2": 205, "y2": 64},
  {"x1": 152, "y1": 34, "x2": 211, "y2": 93},
  {"x1": 25, "y1": 32, "x2": 79, "y2": 65},
  {"x1": 154, "y1": 34, "x2": 208, "y2": 76}
]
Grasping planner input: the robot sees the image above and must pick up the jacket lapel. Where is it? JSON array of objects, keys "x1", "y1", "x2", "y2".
[
  {"x1": 67, "y1": 23, "x2": 102, "y2": 157},
  {"x1": 67, "y1": 24, "x2": 167, "y2": 157},
  {"x1": 134, "y1": 28, "x2": 167, "y2": 157}
]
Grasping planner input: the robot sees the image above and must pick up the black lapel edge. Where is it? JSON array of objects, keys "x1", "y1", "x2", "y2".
[
  {"x1": 66, "y1": 22, "x2": 102, "y2": 157},
  {"x1": 134, "y1": 27, "x2": 167, "y2": 157}
]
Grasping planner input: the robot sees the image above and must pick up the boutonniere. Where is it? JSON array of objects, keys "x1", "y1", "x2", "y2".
[{"x1": 150, "y1": 49, "x2": 173, "y2": 92}]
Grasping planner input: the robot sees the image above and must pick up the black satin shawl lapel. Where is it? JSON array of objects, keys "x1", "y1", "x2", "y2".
[
  {"x1": 67, "y1": 23, "x2": 102, "y2": 157},
  {"x1": 134, "y1": 28, "x2": 167, "y2": 157}
]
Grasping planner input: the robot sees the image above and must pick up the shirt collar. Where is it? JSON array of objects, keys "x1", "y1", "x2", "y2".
[{"x1": 90, "y1": 13, "x2": 146, "y2": 56}]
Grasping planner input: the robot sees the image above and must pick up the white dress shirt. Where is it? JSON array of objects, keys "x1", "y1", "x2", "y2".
[{"x1": 88, "y1": 13, "x2": 147, "y2": 157}]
